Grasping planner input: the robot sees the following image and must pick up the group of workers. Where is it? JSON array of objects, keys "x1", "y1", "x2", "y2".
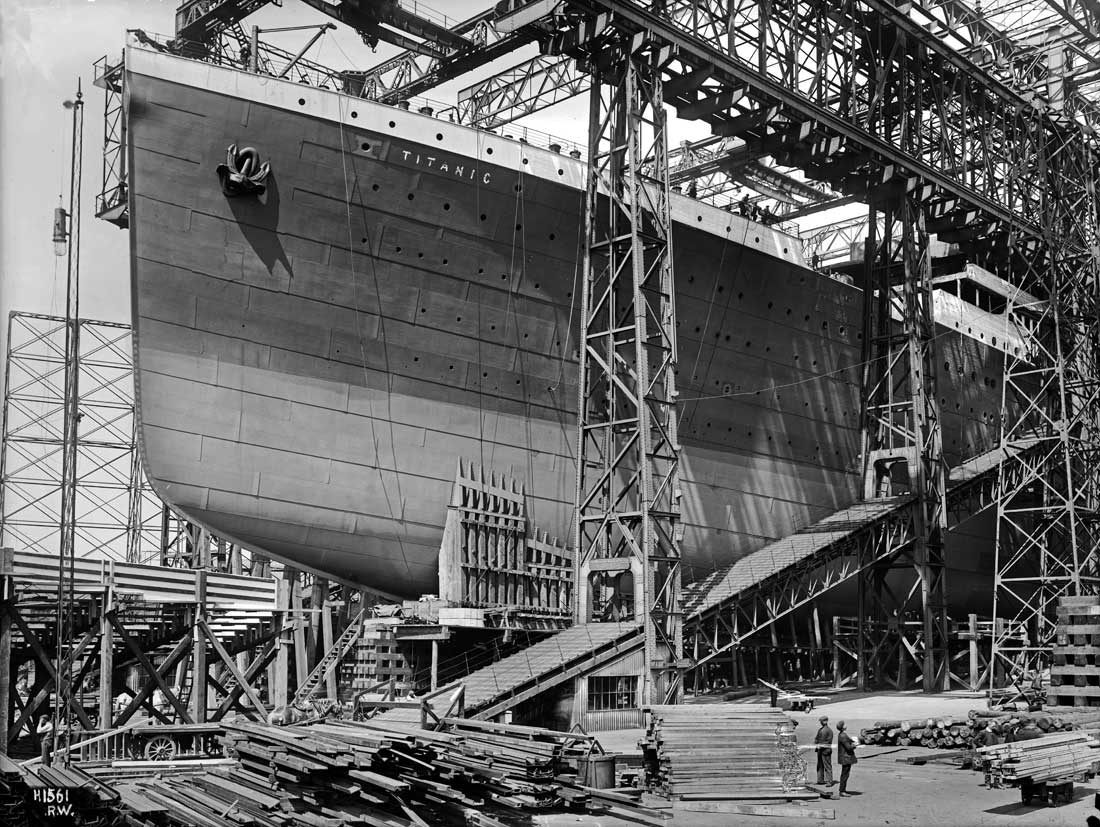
[{"x1": 813, "y1": 714, "x2": 859, "y2": 796}]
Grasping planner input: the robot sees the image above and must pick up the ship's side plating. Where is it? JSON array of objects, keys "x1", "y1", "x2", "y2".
[{"x1": 124, "y1": 44, "x2": 1006, "y2": 601}]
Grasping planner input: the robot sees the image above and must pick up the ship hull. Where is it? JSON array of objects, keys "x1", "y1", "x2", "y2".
[{"x1": 125, "y1": 47, "x2": 1005, "y2": 605}]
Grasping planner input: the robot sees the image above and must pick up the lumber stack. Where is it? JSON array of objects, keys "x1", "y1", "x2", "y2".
[
  {"x1": 860, "y1": 709, "x2": 1079, "y2": 749},
  {"x1": 112, "y1": 716, "x2": 663, "y2": 827},
  {"x1": 642, "y1": 704, "x2": 807, "y2": 800},
  {"x1": 1050, "y1": 595, "x2": 1100, "y2": 708},
  {"x1": 859, "y1": 716, "x2": 974, "y2": 748},
  {"x1": 976, "y1": 731, "x2": 1100, "y2": 783}
]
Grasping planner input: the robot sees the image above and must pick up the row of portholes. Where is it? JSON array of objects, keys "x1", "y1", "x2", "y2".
[
  {"x1": 941, "y1": 363, "x2": 998, "y2": 390},
  {"x1": 688, "y1": 424, "x2": 847, "y2": 459}
]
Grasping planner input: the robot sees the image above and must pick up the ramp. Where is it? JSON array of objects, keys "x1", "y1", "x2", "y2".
[
  {"x1": 685, "y1": 439, "x2": 1040, "y2": 667},
  {"x1": 374, "y1": 621, "x2": 642, "y2": 722}
]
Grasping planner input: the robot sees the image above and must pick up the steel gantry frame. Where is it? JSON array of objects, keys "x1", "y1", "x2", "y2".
[
  {"x1": 857, "y1": 193, "x2": 950, "y2": 691},
  {"x1": 568, "y1": 24, "x2": 684, "y2": 705},
  {"x1": 991, "y1": 116, "x2": 1100, "y2": 685}
]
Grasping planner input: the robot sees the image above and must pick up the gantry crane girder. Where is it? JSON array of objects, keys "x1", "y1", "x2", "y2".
[{"x1": 175, "y1": 0, "x2": 472, "y2": 56}]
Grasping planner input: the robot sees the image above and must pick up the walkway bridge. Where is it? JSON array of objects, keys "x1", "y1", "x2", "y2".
[
  {"x1": 369, "y1": 441, "x2": 1036, "y2": 719},
  {"x1": 683, "y1": 439, "x2": 1041, "y2": 672}
]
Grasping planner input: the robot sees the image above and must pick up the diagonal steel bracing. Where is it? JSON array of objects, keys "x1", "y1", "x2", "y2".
[
  {"x1": 857, "y1": 192, "x2": 949, "y2": 691},
  {"x1": 685, "y1": 440, "x2": 1041, "y2": 676},
  {"x1": 991, "y1": 117, "x2": 1100, "y2": 685},
  {"x1": 570, "y1": 30, "x2": 683, "y2": 705}
]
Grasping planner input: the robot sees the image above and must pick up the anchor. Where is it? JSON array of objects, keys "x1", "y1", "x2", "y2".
[{"x1": 216, "y1": 143, "x2": 270, "y2": 196}]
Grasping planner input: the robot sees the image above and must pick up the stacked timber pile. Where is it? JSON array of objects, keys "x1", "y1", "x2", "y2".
[
  {"x1": 860, "y1": 708, "x2": 1080, "y2": 749},
  {"x1": 1050, "y1": 595, "x2": 1100, "y2": 708},
  {"x1": 859, "y1": 716, "x2": 973, "y2": 748},
  {"x1": 642, "y1": 704, "x2": 807, "y2": 800},
  {"x1": 0, "y1": 755, "x2": 26, "y2": 827},
  {"x1": 113, "y1": 716, "x2": 663, "y2": 827},
  {"x1": 977, "y1": 731, "x2": 1100, "y2": 784}
]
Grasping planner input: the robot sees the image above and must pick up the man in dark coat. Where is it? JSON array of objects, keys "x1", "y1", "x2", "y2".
[
  {"x1": 814, "y1": 715, "x2": 834, "y2": 785},
  {"x1": 837, "y1": 720, "x2": 857, "y2": 796}
]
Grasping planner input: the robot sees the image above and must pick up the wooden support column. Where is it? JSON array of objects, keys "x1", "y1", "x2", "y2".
[
  {"x1": 98, "y1": 586, "x2": 114, "y2": 731},
  {"x1": 0, "y1": 548, "x2": 13, "y2": 755},
  {"x1": 192, "y1": 571, "x2": 208, "y2": 723},
  {"x1": 833, "y1": 617, "x2": 843, "y2": 689},
  {"x1": 322, "y1": 605, "x2": 337, "y2": 700},
  {"x1": 968, "y1": 614, "x2": 979, "y2": 692},
  {"x1": 310, "y1": 578, "x2": 326, "y2": 671},
  {"x1": 291, "y1": 572, "x2": 309, "y2": 695},
  {"x1": 430, "y1": 640, "x2": 439, "y2": 692},
  {"x1": 273, "y1": 577, "x2": 291, "y2": 710}
]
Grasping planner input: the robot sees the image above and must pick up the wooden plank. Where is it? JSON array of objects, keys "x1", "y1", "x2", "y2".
[{"x1": 677, "y1": 801, "x2": 835, "y2": 819}]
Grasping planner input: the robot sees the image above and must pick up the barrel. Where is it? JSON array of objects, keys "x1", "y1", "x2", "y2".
[{"x1": 578, "y1": 754, "x2": 617, "y2": 789}]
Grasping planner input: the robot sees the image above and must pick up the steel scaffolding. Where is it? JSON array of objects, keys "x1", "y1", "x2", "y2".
[{"x1": 0, "y1": 312, "x2": 164, "y2": 564}]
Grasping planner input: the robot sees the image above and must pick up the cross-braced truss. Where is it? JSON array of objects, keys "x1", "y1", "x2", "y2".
[
  {"x1": 0, "y1": 313, "x2": 163, "y2": 564},
  {"x1": 991, "y1": 116, "x2": 1100, "y2": 684},
  {"x1": 858, "y1": 194, "x2": 950, "y2": 691},
  {"x1": 569, "y1": 29, "x2": 683, "y2": 705}
]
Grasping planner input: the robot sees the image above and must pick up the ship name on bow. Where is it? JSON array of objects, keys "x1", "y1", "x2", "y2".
[{"x1": 398, "y1": 149, "x2": 492, "y2": 184}]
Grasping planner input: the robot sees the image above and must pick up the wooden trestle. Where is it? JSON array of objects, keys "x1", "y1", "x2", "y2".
[{"x1": 0, "y1": 547, "x2": 363, "y2": 757}]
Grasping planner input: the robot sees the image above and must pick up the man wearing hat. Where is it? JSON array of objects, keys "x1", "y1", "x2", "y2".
[
  {"x1": 837, "y1": 720, "x2": 858, "y2": 796},
  {"x1": 814, "y1": 714, "x2": 834, "y2": 786}
]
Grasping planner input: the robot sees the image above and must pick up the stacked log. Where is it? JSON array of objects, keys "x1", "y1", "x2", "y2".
[
  {"x1": 860, "y1": 709, "x2": 1081, "y2": 749},
  {"x1": 112, "y1": 716, "x2": 663, "y2": 827},
  {"x1": 977, "y1": 731, "x2": 1100, "y2": 784},
  {"x1": 642, "y1": 704, "x2": 807, "y2": 800},
  {"x1": 859, "y1": 716, "x2": 978, "y2": 748}
]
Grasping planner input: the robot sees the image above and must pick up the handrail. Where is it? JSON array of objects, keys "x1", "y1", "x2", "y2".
[{"x1": 21, "y1": 719, "x2": 150, "y2": 767}]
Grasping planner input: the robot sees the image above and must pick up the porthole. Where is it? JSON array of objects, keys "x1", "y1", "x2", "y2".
[
  {"x1": 351, "y1": 111, "x2": 358, "y2": 119},
  {"x1": 298, "y1": 98, "x2": 306, "y2": 105},
  {"x1": 558, "y1": 169, "x2": 564, "y2": 176},
  {"x1": 480, "y1": 214, "x2": 487, "y2": 221},
  {"x1": 361, "y1": 142, "x2": 371, "y2": 151},
  {"x1": 549, "y1": 233, "x2": 556, "y2": 240},
  {"x1": 697, "y1": 215, "x2": 703, "y2": 222},
  {"x1": 522, "y1": 158, "x2": 528, "y2": 165},
  {"x1": 442, "y1": 258, "x2": 448, "y2": 265},
  {"x1": 754, "y1": 236, "x2": 760, "y2": 243},
  {"x1": 372, "y1": 184, "x2": 379, "y2": 191},
  {"x1": 486, "y1": 147, "x2": 494, "y2": 155},
  {"x1": 389, "y1": 120, "x2": 396, "y2": 128},
  {"x1": 408, "y1": 193, "x2": 415, "y2": 200},
  {"x1": 436, "y1": 133, "x2": 443, "y2": 141}
]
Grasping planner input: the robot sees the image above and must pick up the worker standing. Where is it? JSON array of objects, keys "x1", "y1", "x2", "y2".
[
  {"x1": 814, "y1": 714, "x2": 834, "y2": 786},
  {"x1": 36, "y1": 716, "x2": 54, "y2": 766},
  {"x1": 837, "y1": 720, "x2": 858, "y2": 797}
]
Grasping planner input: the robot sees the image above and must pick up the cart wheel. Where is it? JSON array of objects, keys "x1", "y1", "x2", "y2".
[{"x1": 143, "y1": 735, "x2": 177, "y2": 761}]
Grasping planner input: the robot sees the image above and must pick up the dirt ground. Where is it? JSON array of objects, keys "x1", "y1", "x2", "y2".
[{"x1": 540, "y1": 690, "x2": 1100, "y2": 827}]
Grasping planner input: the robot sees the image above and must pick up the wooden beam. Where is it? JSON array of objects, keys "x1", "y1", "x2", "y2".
[
  {"x1": 192, "y1": 572, "x2": 208, "y2": 723},
  {"x1": 5, "y1": 607, "x2": 97, "y2": 733},
  {"x1": 322, "y1": 606, "x2": 337, "y2": 700},
  {"x1": 211, "y1": 636, "x2": 279, "y2": 720},
  {"x1": 197, "y1": 616, "x2": 268, "y2": 720},
  {"x1": 108, "y1": 612, "x2": 193, "y2": 724}
]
